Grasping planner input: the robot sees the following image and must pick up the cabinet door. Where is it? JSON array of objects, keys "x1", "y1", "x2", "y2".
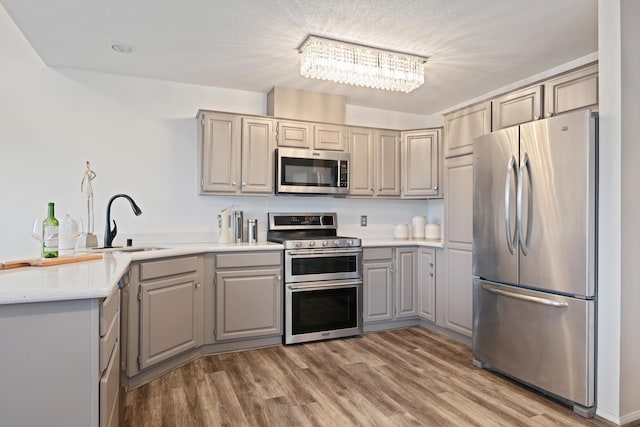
[
  {"x1": 544, "y1": 63, "x2": 598, "y2": 117},
  {"x1": 349, "y1": 128, "x2": 375, "y2": 196},
  {"x1": 241, "y1": 117, "x2": 275, "y2": 193},
  {"x1": 215, "y1": 268, "x2": 282, "y2": 341},
  {"x1": 313, "y1": 124, "x2": 348, "y2": 151},
  {"x1": 402, "y1": 129, "x2": 440, "y2": 198},
  {"x1": 363, "y1": 260, "x2": 393, "y2": 322},
  {"x1": 441, "y1": 153, "x2": 474, "y2": 337},
  {"x1": 395, "y1": 248, "x2": 417, "y2": 318},
  {"x1": 418, "y1": 248, "x2": 436, "y2": 322},
  {"x1": 277, "y1": 121, "x2": 311, "y2": 148},
  {"x1": 492, "y1": 85, "x2": 543, "y2": 130},
  {"x1": 199, "y1": 112, "x2": 241, "y2": 193},
  {"x1": 139, "y1": 273, "x2": 202, "y2": 370},
  {"x1": 376, "y1": 130, "x2": 401, "y2": 196},
  {"x1": 444, "y1": 102, "x2": 491, "y2": 158}
]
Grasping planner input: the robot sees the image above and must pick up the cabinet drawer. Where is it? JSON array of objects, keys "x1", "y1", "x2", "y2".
[
  {"x1": 100, "y1": 290, "x2": 119, "y2": 337},
  {"x1": 139, "y1": 256, "x2": 199, "y2": 281},
  {"x1": 216, "y1": 251, "x2": 281, "y2": 269},
  {"x1": 99, "y1": 311, "x2": 118, "y2": 375},
  {"x1": 100, "y1": 342, "x2": 120, "y2": 427},
  {"x1": 363, "y1": 247, "x2": 393, "y2": 261}
]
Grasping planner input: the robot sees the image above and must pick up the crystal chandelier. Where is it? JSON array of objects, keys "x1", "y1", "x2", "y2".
[{"x1": 299, "y1": 35, "x2": 427, "y2": 93}]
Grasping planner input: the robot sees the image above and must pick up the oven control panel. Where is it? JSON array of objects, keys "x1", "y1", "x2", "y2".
[{"x1": 286, "y1": 238, "x2": 360, "y2": 250}]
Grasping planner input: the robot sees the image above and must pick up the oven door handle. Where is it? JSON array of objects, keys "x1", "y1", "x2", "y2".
[
  {"x1": 287, "y1": 249, "x2": 362, "y2": 256},
  {"x1": 288, "y1": 280, "x2": 363, "y2": 290}
]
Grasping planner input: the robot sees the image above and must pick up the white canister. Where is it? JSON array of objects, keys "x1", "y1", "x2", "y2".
[
  {"x1": 425, "y1": 223, "x2": 441, "y2": 240},
  {"x1": 411, "y1": 216, "x2": 427, "y2": 239},
  {"x1": 393, "y1": 224, "x2": 409, "y2": 239}
]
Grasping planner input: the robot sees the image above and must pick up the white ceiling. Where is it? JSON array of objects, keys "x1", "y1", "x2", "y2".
[{"x1": 1, "y1": 0, "x2": 597, "y2": 115}]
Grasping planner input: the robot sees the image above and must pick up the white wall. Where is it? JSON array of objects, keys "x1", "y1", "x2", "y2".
[{"x1": 0, "y1": 7, "x2": 436, "y2": 261}]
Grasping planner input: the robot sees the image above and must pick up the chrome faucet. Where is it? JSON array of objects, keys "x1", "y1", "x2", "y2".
[{"x1": 104, "y1": 194, "x2": 142, "y2": 248}]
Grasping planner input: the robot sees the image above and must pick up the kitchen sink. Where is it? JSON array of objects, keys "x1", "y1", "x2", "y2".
[{"x1": 91, "y1": 246, "x2": 168, "y2": 254}]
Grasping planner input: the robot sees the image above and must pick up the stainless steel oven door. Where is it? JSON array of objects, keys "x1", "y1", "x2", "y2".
[
  {"x1": 285, "y1": 279, "x2": 363, "y2": 345},
  {"x1": 284, "y1": 248, "x2": 362, "y2": 283}
]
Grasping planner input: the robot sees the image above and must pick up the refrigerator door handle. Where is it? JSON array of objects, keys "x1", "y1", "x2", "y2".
[
  {"x1": 504, "y1": 155, "x2": 518, "y2": 254},
  {"x1": 517, "y1": 153, "x2": 533, "y2": 255},
  {"x1": 481, "y1": 283, "x2": 569, "y2": 307}
]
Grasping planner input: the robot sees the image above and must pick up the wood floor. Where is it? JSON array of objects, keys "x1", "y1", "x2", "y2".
[{"x1": 122, "y1": 327, "x2": 614, "y2": 426}]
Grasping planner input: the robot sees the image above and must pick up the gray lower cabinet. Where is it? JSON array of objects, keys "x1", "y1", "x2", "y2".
[
  {"x1": 363, "y1": 248, "x2": 394, "y2": 322},
  {"x1": 0, "y1": 286, "x2": 121, "y2": 427},
  {"x1": 212, "y1": 251, "x2": 283, "y2": 342},
  {"x1": 418, "y1": 248, "x2": 436, "y2": 322},
  {"x1": 123, "y1": 256, "x2": 204, "y2": 377},
  {"x1": 363, "y1": 246, "x2": 419, "y2": 324},
  {"x1": 395, "y1": 247, "x2": 418, "y2": 318}
]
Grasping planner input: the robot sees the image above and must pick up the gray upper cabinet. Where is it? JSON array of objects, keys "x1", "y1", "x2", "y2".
[
  {"x1": 444, "y1": 101, "x2": 491, "y2": 158},
  {"x1": 314, "y1": 123, "x2": 348, "y2": 151},
  {"x1": 349, "y1": 127, "x2": 376, "y2": 196},
  {"x1": 376, "y1": 130, "x2": 402, "y2": 196},
  {"x1": 544, "y1": 62, "x2": 598, "y2": 117},
  {"x1": 198, "y1": 111, "x2": 274, "y2": 195},
  {"x1": 241, "y1": 117, "x2": 275, "y2": 193},
  {"x1": 401, "y1": 128, "x2": 441, "y2": 198},
  {"x1": 349, "y1": 128, "x2": 400, "y2": 197},
  {"x1": 276, "y1": 120, "x2": 311, "y2": 148},
  {"x1": 492, "y1": 84, "x2": 543, "y2": 130},
  {"x1": 199, "y1": 111, "x2": 241, "y2": 193}
]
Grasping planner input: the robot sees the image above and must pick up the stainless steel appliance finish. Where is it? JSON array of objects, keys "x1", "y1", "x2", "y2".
[
  {"x1": 276, "y1": 148, "x2": 350, "y2": 195},
  {"x1": 472, "y1": 110, "x2": 597, "y2": 417},
  {"x1": 267, "y1": 212, "x2": 363, "y2": 345},
  {"x1": 233, "y1": 211, "x2": 243, "y2": 243}
]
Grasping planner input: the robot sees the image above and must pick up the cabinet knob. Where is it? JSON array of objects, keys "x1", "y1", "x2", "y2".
[
  {"x1": 429, "y1": 263, "x2": 434, "y2": 267},
  {"x1": 534, "y1": 115, "x2": 539, "y2": 120},
  {"x1": 241, "y1": 181, "x2": 246, "y2": 187},
  {"x1": 231, "y1": 181, "x2": 237, "y2": 186},
  {"x1": 390, "y1": 269, "x2": 394, "y2": 273},
  {"x1": 195, "y1": 282, "x2": 201, "y2": 288},
  {"x1": 547, "y1": 112, "x2": 553, "y2": 117},
  {"x1": 429, "y1": 273, "x2": 434, "y2": 277},
  {"x1": 277, "y1": 275, "x2": 282, "y2": 281},
  {"x1": 433, "y1": 186, "x2": 438, "y2": 191},
  {"x1": 378, "y1": 186, "x2": 382, "y2": 191},
  {"x1": 370, "y1": 187, "x2": 374, "y2": 192}
]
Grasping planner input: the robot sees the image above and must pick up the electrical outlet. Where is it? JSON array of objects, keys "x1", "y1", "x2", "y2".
[{"x1": 360, "y1": 215, "x2": 368, "y2": 226}]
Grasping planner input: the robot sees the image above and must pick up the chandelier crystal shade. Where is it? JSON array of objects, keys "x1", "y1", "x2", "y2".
[{"x1": 299, "y1": 35, "x2": 427, "y2": 93}]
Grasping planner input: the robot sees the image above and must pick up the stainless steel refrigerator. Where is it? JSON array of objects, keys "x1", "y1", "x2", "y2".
[{"x1": 472, "y1": 109, "x2": 597, "y2": 417}]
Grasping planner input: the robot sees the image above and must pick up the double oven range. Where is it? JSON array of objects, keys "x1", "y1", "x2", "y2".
[{"x1": 267, "y1": 213, "x2": 363, "y2": 345}]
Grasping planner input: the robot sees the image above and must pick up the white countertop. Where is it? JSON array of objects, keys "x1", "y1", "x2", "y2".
[
  {"x1": 0, "y1": 239, "x2": 443, "y2": 305},
  {"x1": 361, "y1": 238, "x2": 444, "y2": 248},
  {"x1": 0, "y1": 242, "x2": 283, "y2": 305}
]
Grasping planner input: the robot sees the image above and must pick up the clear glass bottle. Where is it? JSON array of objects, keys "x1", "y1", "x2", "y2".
[{"x1": 42, "y1": 202, "x2": 59, "y2": 258}]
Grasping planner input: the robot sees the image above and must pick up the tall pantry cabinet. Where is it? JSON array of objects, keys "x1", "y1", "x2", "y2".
[{"x1": 441, "y1": 101, "x2": 491, "y2": 337}]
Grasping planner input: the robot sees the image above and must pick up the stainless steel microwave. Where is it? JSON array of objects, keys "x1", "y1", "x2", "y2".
[{"x1": 276, "y1": 148, "x2": 349, "y2": 195}]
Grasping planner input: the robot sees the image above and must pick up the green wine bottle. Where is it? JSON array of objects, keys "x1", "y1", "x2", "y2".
[{"x1": 42, "y1": 202, "x2": 59, "y2": 258}]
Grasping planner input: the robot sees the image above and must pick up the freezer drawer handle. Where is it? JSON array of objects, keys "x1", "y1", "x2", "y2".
[
  {"x1": 504, "y1": 155, "x2": 518, "y2": 254},
  {"x1": 481, "y1": 283, "x2": 569, "y2": 307}
]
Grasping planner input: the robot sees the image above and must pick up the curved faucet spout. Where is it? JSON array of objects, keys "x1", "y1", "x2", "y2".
[{"x1": 104, "y1": 194, "x2": 142, "y2": 248}]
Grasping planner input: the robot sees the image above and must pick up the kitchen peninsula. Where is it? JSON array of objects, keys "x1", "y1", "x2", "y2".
[{"x1": 0, "y1": 237, "x2": 443, "y2": 426}]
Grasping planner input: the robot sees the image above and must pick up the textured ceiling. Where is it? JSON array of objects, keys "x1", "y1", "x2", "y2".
[{"x1": 1, "y1": 0, "x2": 598, "y2": 115}]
